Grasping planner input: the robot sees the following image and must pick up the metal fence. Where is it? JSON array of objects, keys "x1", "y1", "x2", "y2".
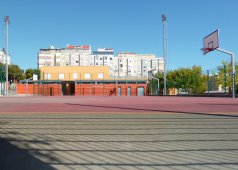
[
  {"x1": 0, "y1": 65, "x2": 6, "y2": 96},
  {"x1": 149, "y1": 67, "x2": 238, "y2": 97}
]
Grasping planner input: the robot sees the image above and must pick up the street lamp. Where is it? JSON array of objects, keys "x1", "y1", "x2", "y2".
[
  {"x1": 4, "y1": 16, "x2": 10, "y2": 96},
  {"x1": 151, "y1": 77, "x2": 160, "y2": 95},
  {"x1": 162, "y1": 14, "x2": 167, "y2": 96},
  {"x1": 148, "y1": 69, "x2": 160, "y2": 95}
]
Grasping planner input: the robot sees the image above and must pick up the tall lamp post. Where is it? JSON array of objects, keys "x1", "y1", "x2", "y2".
[
  {"x1": 162, "y1": 14, "x2": 167, "y2": 95},
  {"x1": 4, "y1": 16, "x2": 10, "y2": 96},
  {"x1": 148, "y1": 69, "x2": 159, "y2": 95}
]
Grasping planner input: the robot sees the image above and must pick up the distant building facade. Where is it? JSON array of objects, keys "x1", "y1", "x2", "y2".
[
  {"x1": 0, "y1": 49, "x2": 11, "y2": 65},
  {"x1": 114, "y1": 53, "x2": 164, "y2": 78},
  {"x1": 18, "y1": 66, "x2": 147, "y2": 96},
  {"x1": 91, "y1": 48, "x2": 114, "y2": 76},
  {"x1": 38, "y1": 45, "x2": 91, "y2": 68},
  {"x1": 38, "y1": 45, "x2": 164, "y2": 78},
  {"x1": 40, "y1": 66, "x2": 110, "y2": 81}
]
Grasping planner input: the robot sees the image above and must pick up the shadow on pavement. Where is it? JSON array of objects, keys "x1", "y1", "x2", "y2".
[
  {"x1": 66, "y1": 103, "x2": 238, "y2": 118},
  {"x1": 0, "y1": 137, "x2": 56, "y2": 170}
]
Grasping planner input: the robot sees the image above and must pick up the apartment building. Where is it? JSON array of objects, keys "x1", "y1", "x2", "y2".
[
  {"x1": 38, "y1": 45, "x2": 92, "y2": 68},
  {"x1": 0, "y1": 49, "x2": 11, "y2": 65},
  {"x1": 115, "y1": 53, "x2": 164, "y2": 78},
  {"x1": 91, "y1": 48, "x2": 114, "y2": 76},
  {"x1": 63, "y1": 45, "x2": 91, "y2": 66},
  {"x1": 38, "y1": 45, "x2": 164, "y2": 78}
]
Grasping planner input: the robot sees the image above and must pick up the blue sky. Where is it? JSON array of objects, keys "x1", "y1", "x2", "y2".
[{"x1": 0, "y1": 0, "x2": 238, "y2": 71}]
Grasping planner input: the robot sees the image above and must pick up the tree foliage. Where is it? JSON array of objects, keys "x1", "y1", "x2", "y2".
[
  {"x1": 8, "y1": 64, "x2": 25, "y2": 82},
  {"x1": 25, "y1": 68, "x2": 40, "y2": 80},
  {"x1": 0, "y1": 62, "x2": 41, "y2": 83},
  {"x1": 0, "y1": 63, "x2": 5, "y2": 82},
  {"x1": 216, "y1": 61, "x2": 238, "y2": 93},
  {"x1": 154, "y1": 66, "x2": 207, "y2": 95}
]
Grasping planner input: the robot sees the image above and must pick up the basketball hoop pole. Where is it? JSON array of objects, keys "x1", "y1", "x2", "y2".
[{"x1": 216, "y1": 48, "x2": 236, "y2": 99}]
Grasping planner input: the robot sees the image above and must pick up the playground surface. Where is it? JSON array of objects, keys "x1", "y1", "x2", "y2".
[
  {"x1": 0, "y1": 96, "x2": 238, "y2": 114},
  {"x1": 0, "y1": 96, "x2": 238, "y2": 169}
]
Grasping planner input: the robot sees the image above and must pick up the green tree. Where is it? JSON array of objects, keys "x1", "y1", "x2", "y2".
[
  {"x1": 25, "y1": 68, "x2": 40, "y2": 80},
  {"x1": 217, "y1": 61, "x2": 238, "y2": 94},
  {"x1": 33, "y1": 69, "x2": 40, "y2": 79},
  {"x1": 8, "y1": 64, "x2": 25, "y2": 82},
  {"x1": 155, "y1": 66, "x2": 206, "y2": 95},
  {"x1": 0, "y1": 63, "x2": 5, "y2": 82},
  {"x1": 25, "y1": 68, "x2": 34, "y2": 79}
]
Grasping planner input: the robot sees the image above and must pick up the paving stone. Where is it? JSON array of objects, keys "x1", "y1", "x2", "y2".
[{"x1": 0, "y1": 113, "x2": 238, "y2": 169}]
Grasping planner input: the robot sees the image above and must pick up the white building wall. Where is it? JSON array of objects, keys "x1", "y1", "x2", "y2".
[
  {"x1": 115, "y1": 53, "x2": 164, "y2": 78},
  {"x1": 38, "y1": 45, "x2": 92, "y2": 68},
  {"x1": 0, "y1": 49, "x2": 11, "y2": 65},
  {"x1": 92, "y1": 48, "x2": 114, "y2": 76},
  {"x1": 38, "y1": 47, "x2": 62, "y2": 68},
  {"x1": 38, "y1": 46, "x2": 164, "y2": 79}
]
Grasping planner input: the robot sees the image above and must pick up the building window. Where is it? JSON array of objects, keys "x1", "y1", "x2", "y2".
[
  {"x1": 73, "y1": 73, "x2": 78, "y2": 79},
  {"x1": 45, "y1": 73, "x2": 51, "y2": 80},
  {"x1": 85, "y1": 73, "x2": 91, "y2": 79},
  {"x1": 59, "y1": 73, "x2": 64, "y2": 80},
  {"x1": 120, "y1": 64, "x2": 123, "y2": 67},
  {"x1": 98, "y1": 73, "x2": 104, "y2": 79}
]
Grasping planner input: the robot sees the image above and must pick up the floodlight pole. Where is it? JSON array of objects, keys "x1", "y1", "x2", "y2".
[
  {"x1": 216, "y1": 48, "x2": 236, "y2": 98},
  {"x1": 162, "y1": 14, "x2": 167, "y2": 95},
  {"x1": 4, "y1": 16, "x2": 9, "y2": 96}
]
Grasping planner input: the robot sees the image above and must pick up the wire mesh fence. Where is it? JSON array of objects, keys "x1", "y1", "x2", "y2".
[
  {"x1": 0, "y1": 65, "x2": 6, "y2": 96},
  {"x1": 149, "y1": 66, "x2": 238, "y2": 97},
  {"x1": 1, "y1": 65, "x2": 237, "y2": 97}
]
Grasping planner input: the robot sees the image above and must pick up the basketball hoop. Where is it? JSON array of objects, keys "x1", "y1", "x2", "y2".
[
  {"x1": 202, "y1": 30, "x2": 219, "y2": 55},
  {"x1": 200, "y1": 48, "x2": 213, "y2": 55}
]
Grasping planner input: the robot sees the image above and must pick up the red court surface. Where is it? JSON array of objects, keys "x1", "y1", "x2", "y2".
[{"x1": 0, "y1": 96, "x2": 238, "y2": 115}]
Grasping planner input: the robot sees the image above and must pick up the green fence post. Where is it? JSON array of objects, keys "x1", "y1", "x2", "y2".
[
  {"x1": 207, "y1": 70, "x2": 210, "y2": 95},
  {"x1": 224, "y1": 65, "x2": 227, "y2": 94}
]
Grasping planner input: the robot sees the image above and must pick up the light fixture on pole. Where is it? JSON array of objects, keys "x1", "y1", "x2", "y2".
[
  {"x1": 162, "y1": 14, "x2": 167, "y2": 96},
  {"x1": 4, "y1": 16, "x2": 10, "y2": 96}
]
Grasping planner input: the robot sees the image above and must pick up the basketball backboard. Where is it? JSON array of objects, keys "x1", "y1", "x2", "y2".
[{"x1": 202, "y1": 30, "x2": 219, "y2": 54}]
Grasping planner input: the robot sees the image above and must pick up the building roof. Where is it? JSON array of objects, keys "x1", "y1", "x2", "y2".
[
  {"x1": 66, "y1": 45, "x2": 75, "y2": 49},
  {"x1": 66, "y1": 45, "x2": 90, "y2": 50}
]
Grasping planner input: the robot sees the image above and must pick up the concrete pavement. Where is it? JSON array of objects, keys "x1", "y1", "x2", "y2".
[{"x1": 1, "y1": 113, "x2": 238, "y2": 170}]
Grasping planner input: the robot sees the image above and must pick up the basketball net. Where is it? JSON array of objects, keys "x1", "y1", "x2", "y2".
[{"x1": 201, "y1": 48, "x2": 213, "y2": 55}]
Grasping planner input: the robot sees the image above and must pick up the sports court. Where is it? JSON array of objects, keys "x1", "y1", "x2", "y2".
[{"x1": 0, "y1": 96, "x2": 238, "y2": 169}]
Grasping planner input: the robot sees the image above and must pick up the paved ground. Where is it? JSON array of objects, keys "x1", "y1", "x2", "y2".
[
  {"x1": 0, "y1": 96, "x2": 238, "y2": 114},
  {"x1": 1, "y1": 96, "x2": 238, "y2": 169},
  {"x1": 1, "y1": 113, "x2": 238, "y2": 170}
]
